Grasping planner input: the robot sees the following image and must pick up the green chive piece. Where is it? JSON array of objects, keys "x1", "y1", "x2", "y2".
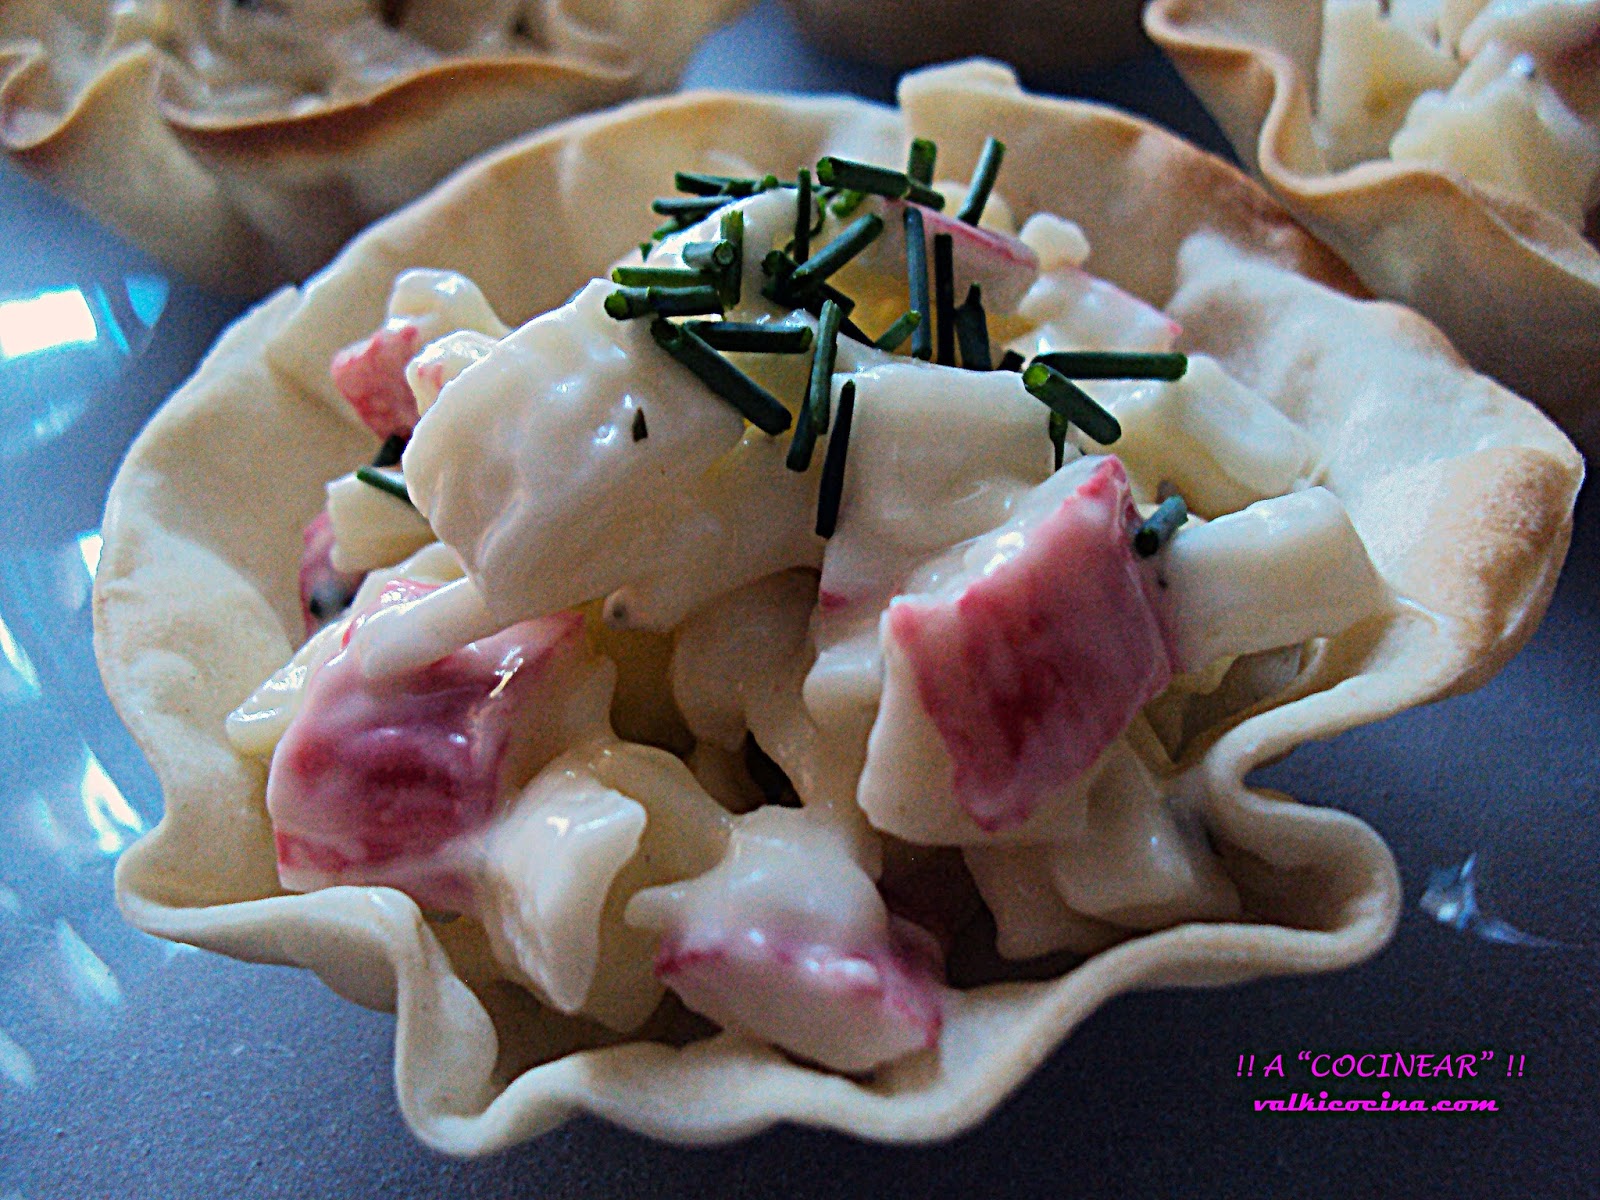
[
  {"x1": 1048, "y1": 411, "x2": 1067, "y2": 471},
  {"x1": 837, "y1": 312, "x2": 873, "y2": 345},
  {"x1": 809, "y1": 299, "x2": 843, "y2": 434},
  {"x1": 907, "y1": 138, "x2": 938, "y2": 185},
  {"x1": 638, "y1": 241, "x2": 653, "y2": 261},
  {"x1": 686, "y1": 321, "x2": 814, "y2": 353},
  {"x1": 355, "y1": 465, "x2": 413, "y2": 507},
  {"x1": 816, "y1": 156, "x2": 906, "y2": 197},
  {"x1": 904, "y1": 207, "x2": 932, "y2": 361},
  {"x1": 649, "y1": 318, "x2": 791, "y2": 435},
  {"x1": 813, "y1": 157, "x2": 948, "y2": 210},
  {"x1": 604, "y1": 285, "x2": 724, "y2": 321},
  {"x1": 830, "y1": 189, "x2": 867, "y2": 218},
  {"x1": 953, "y1": 283, "x2": 992, "y2": 371},
  {"x1": 998, "y1": 349, "x2": 1026, "y2": 372},
  {"x1": 874, "y1": 310, "x2": 922, "y2": 352},
  {"x1": 652, "y1": 216, "x2": 690, "y2": 240},
  {"x1": 675, "y1": 171, "x2": 765, "y2": 197},
  {"x1": 611, "y1": 265, "x2": 708, "y2": 288},
  {"x1": 815, "y1": 379, "x2": 857, "y2": 538},
  {"x1": 652, "y1": 196, "x2": 728, "y2": 220},
  {"x1": 956, "y1": 137, "x2": 1006, "y2": 226},
  {"x1": 682, "y1": 240, "x2": 737, "y2": 272},
  {"x1": 1022, "y1": 361, "x2": 1123, "y2": 445},
  {"x1": 1032, "y1": 351, "x2": 1189, "y2": 381},
  {"x1": 372, "y1": 433, "x2": 407, "y2": 468},
  {"x1": 632, "y1": 408, "x2": 648, "y2": 442},
  {"x1": 1134, "y1": 495, "x2": 1188, "y2": 557},
  {"x1": 759, "y1": 173, "x2": 781, "y2": 192},
  {"x1": 795, "y1": 167, "x2": 813, "y2": 264},
  {"x1": 783, "y1": 213, "x2": 884, "y2": 299},
  {"x1": 720, "y1": 209, "x2": 744, "y2": 307},
  {"x1": 933, "y1": 232, "x2": 956, "y2": 367},
  {"x1": 785, "y1": 391, "x2": 817, "y2": 472}
]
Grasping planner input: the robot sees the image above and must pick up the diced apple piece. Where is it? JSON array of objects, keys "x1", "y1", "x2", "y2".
[
  {"x1": 627, "y1": 808, "x2": 944, "y2": 1074},
  {"x1": 324, "y1": 470, "x2": 434, "y2": 574},
  {"x1": 476, "y1": 740, "x2": 733, "y2": 1032},
  {"x1": 861, "y1": 456, "x2": 1175, "y2": 836},
  {"x1": 1162, "y1": 487, "x2": 1391, "y2": 672},
  {"x1": 266, "y1": 580, "x2": 610, "y2": 910}
]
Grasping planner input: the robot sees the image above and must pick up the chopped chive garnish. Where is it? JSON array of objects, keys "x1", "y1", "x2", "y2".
[
  {"x1": 904, "y1": 207, "x2": 931, "y2": 361},
  {"x1": 638, "y1": 241, "x2": 653, "y2": 261},
  {"x1": 814, "y1": 157, "x2": 947, "y2": 210},
  {"x1": 372, "y1": 433, "x2": 407, "y2": 468},
  {"x1": 795, "y1": 167, "x2": 812, "y2": 264},
  {"x1": 355, "y1": 465, "x2": 414, "y2": 507},
  {"x1": 785, "y1": 390, "x2": 817, "y2": 472},
  {"x1": 686, "y1": 321, "x2": 813, "y2": 353},
  {"x1": 652, "y1": 216, "x2": 690, "y2": 240},
  {"x1": 953, "y1": 284, "x2": 992, "y2": 371},
  {"x1": 682, "y1": 240, "x2": 737, "y2": 272},
  {"x1": 719, "y1": 209, "x2": 744, "y2": 307},
  {"x1": 782, "y1": 213, "x2": 883, "y2": 299},
  {"x1": 649, "y1": 319, "x2": 790, "y2": 435},
  {"x1": 1134, "y1": 495, "x2": 1188, "y2": 557},
  {"x1": 674, "y1": 172, "x2": 767, "y2": 197},
  {"x1": 874, "y1": 310, "x2": 921, "y2": 352},
  {"x1": 1022, "y1": 361, "x2": 1122, "y2": 445},
  {"x1": 1032, "y1": 351, "x2": 1189, "y2": 381},
  {"x1": 998, "y1": 349, "x2": 1026, "y2": 372},
  {"x1": 632, "y1": 408, "x2": 648, "y2": 442},
  {"x1": 816, "y1": 157, "x2": 905, "y2": 197},
  {"x1": 815, "y1": 379, "x2": 857, "y2": 538},
  {"x1": 809, "y1": 299, "x2": 843, "y2": 434},
  {"x1": 611, "y1": 265, "x2": 708, "y2": 288},
  {"x1": 604, "y1": 285, "x2": 724, "y2": 320},
  {"x1": 1048, "y1": 410, "x2": 1067, "y2": 471},
  {"x1": 907, "y1": 138, "x2": 937, "y2": 185},
  {"x1": 652, "y1": 196, "x2": 729, "y2": 221},
  {"x1": 759, "y1": 173, "x2": 781, "y2": 192},
  {"x1": 831, "y1": 189, "x2": 866, "y2": 218},
  {"x1": 956, "y1": 137, "x2": 1006, "y2": 226},
  {"x1": 933, "y1": 232, "x2": 956, "y2": 367}
]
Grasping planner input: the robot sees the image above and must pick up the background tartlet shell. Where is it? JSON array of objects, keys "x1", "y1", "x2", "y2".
[
  {"x1": 0, "y1": 0, "x2": 749, "y2": 295},
  {"x1": 93, "y1": 62, "x2": 1581, "y2": 1153},
  {"x1": 1145, "y1": 0, "x2": 1600, "y2": 449}
]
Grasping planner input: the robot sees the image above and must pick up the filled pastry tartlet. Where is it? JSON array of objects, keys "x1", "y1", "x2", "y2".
[
  {"x1": 0, "y1": 0, "x2": 748, "y2": 293},
  {"x1": 95, "y1": 63, "x2": 1582, "y2": 1151},
  {"x1": 1147, "y1": 0, "x2": 1600, "y2": 444}
]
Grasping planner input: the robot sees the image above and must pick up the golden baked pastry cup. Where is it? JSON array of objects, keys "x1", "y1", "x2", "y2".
[
  {"x1": 1146, "y1": 0, "x2": 1600, "y2": 449},
  {"x1": 94, "y1": 61, "x2": 1581, "y2": 1152},
  {"x1": 0, "y1": 0, "x2": 749, "y2": 295}
]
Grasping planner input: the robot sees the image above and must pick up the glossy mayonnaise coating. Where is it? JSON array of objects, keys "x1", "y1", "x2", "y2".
[{"x1": 236, "y1": 179, "x2": 1395, "y2": 1074}]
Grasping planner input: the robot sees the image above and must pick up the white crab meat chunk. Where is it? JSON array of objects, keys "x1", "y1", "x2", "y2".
[
  {"x1": 402, "y1": 278, "x2": 823, "y2": 637},
  {"x1": 229, "y1": 542, "x2": 464, "y2": 756},
  {"x1": 324, "y1": 469, "x2": 435, "y2": 574},
  {"x1": 626, "y1": 807, "x2": 945, "y2": 1074},
  {"x1": 264, "y1": 578, "x2": 613, "y2": 911},
  {"x1": 1091, "y1": 355, "x2": 1324, "y2": 516},
  {"x1": 475, "y1": 739, "x2": 732, "y2": 1032},
  {"x1": 1316, "y1": 0, "x2": 1465, "y2": 169},
  {"x1": 1162, "y1": 486, "x2": 1392, "y2": 672},
  {"x1": 329, "y1": 268, "x2": 509, "y2": 440},
  {"x1": 858, "y1": 456, "x2": 1175, "y2": 839},
  {"x1": 803, "y1": 361, "x2": 1055, "y2": 729},
  {"x1": 1391, "y1": 41, "x2": 1600, "y2": 225},
  {"x1": 1005, "y1": 261, "x2": 1182, "y2": 359}
]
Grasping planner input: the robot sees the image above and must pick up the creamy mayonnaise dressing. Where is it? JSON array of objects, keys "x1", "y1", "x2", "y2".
[{"x1": 232, "y1": 173, "x2": 1393, "y2": 1074}]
